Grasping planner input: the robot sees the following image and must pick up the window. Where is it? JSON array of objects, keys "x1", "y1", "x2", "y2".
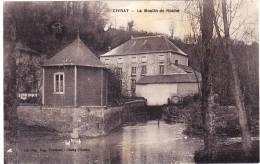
[
  {"x1": 159, "y1": 65, "x2": 164, "y2": 74},
  {"x1": 117, "y1": 58, "x2": 123, "y2": 64},
  {"x1": 116, "y1": 67, "x2": 122, "y2": 76},
  {"x1": 119, "y1": 80, "x2": 123, "y2": 90},
  {"x1": 131, "y1": 56, "x2": 137, "y2": 63},
  {"x1": 175, "y1": 60, "x2": 178, "y2": 65},
  {"x1": 131, "y1": 79, "x2": 136, "y2": 93},
  {"x1": 131, "y1": 67, "x2": 137, "y2": 76},
  {"x1": 159, "y1": 55, "x2": 165, "y2": 61},
  {"x1": 141, "y1": 56, "x2": 147, "y2": 63},
  {"x1": 54, "y1": 72, "x2": 64, "y2": 94},
  {"x1": 141, "y1": 65, "x2": 147, "y2": 75},
  {"x1": 104, "y1": 59, "x2": 110, "y2": 65}
]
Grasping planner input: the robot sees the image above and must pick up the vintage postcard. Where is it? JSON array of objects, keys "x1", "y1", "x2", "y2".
[{"x1": 3, "y1": 0, "x2": 259, "y2": 163}]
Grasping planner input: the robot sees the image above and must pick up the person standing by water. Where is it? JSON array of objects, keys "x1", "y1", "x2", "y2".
[{"x1": 158, "y1": 118, "x2": 160, "y2": 127}]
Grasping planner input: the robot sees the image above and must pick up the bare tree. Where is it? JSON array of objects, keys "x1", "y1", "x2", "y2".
[
  {"x1": 184, "y1": 0, "x2": 255, "y2": 155},
  {"x1": 213, "y1": 0, "x2": 252, "y2": 153},
  {"x1": 169, "y1": 21, "x2": 175, "y2": 39},
  {"x1": 127, "y1": 20, "x2": 134, "y2": 32}
]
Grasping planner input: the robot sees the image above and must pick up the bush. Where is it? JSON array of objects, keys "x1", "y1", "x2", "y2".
[
  {"x1": 192, "y1": 93, "x2": 200, "y2": 101},
  {"x1": 182, "y1": 95, "x2": 193, "y2": 107},
  {"x1": 180, "y1": 94, "x2": 201, "y2": 107},
  {"x1": 18, "y1": 96, "x2": 40, "y2": 104}
]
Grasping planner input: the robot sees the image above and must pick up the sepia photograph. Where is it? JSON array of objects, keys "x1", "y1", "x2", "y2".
[{"x1": 3, "y1": 0, "x2": 259, "y2": 163}]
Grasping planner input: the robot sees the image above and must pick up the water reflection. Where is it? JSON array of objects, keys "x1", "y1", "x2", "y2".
[{"x1": 6, "y1": 121, "x2": 203, "y2": 164}]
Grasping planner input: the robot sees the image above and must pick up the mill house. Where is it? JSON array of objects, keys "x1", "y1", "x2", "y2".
[{"x1": 100, "y1": 35, "x2": 200, "y2": 105}]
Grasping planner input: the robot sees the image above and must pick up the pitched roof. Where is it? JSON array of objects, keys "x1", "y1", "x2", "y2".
[
  {"x1": 175, "y1": 65, "x2": 201, "y2": 78},
  {"x1": 43, "y1": 37, "x2": 105, "y2": 67},
  {"x1": 101, "y1": 35, "x2": 188, "y2": 57},
  {"x1": 136, "y1": 73, "x2": 201, "y2": 84},
  {"x1": 175, "y1": 64, "x2": 194, "y2": 73}
]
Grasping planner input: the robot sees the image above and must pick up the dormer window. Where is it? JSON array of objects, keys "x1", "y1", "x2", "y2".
[{"x1": 54, "y1": 72, "x2": 64, "y2": 94}]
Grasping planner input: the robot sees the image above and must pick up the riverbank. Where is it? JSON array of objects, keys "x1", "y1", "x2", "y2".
[
  {"x1": 162, "y1": 99, "x2": 259, "y2": 138},
  {"x1": 162, "y1": 98, "x2": 259, "y2": 163}
]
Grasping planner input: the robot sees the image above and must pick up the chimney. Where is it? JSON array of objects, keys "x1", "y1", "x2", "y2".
[{"x1": 108, "y1": 46, "x2": 111, "y2": 51}]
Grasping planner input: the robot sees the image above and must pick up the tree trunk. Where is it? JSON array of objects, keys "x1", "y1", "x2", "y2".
[
  {"x1": 4, "y1": 42, "x2": 18, "y2": 140},
  {"x1": 200, "y1": 0, "x2": 216, "y2": 158},
  {"x1": 221, "y1": 0, "x2": 252, "y2": 153},
  {"x1": 4, "y1": 4, "x2": 18, "y2": 140}
]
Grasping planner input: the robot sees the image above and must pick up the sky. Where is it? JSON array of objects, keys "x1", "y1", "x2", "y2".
[{"x1": 106, "y1": 0, "x2": 259, "y2": 42}]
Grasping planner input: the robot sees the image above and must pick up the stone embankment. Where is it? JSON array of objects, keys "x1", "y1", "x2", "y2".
[{"x1": 17, "y1": 100, "x2": 146, "y2": 138}]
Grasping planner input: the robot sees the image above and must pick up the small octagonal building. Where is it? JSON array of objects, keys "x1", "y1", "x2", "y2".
[{"x1": 42, "y1": 36, "x2": 118, "y2": 107}]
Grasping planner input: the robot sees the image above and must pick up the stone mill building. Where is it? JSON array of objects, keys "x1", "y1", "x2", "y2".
[{"x1": 100, "y1": 35, "x2": 201, "y2": 104}]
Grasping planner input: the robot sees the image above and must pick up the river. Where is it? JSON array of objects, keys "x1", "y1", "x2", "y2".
[{"x1": 6, "y1": 121, "x2": 203, "y2": 164}]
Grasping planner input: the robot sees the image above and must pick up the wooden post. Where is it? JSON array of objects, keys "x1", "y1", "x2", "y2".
[
  {"x1": 101, "y1": 69, "x2": 103, "y2": 106},
  {"x1": 106, "y1": 73, "x2": 108, "y2": 105},
  {"x1": 42, "y1": 68, "x2": 45, "y2": 105},
  {"x1": 74, "y1": 66, "x2": 77, "y2": 107}
]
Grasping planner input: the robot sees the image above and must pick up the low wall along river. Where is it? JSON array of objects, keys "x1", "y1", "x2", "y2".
[{"x1": 17, "y1": 100, "x2": 146, "y2": 138}]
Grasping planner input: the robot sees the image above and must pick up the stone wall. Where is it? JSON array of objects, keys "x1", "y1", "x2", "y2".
[
  {"x1": 18, "y1": 99, "x2": 146, "y2": 137},
  {"x1": 17, "y1": 105, "x2": 123, "y2": 138},
  {"x1": 100, "y1": 52, "x2": 188, "y2": 95}
]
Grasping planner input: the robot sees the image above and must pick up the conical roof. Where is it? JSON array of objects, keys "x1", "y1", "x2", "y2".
[{"x1": 43, "y1": 37, "x2": 104, "y2": 67}]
